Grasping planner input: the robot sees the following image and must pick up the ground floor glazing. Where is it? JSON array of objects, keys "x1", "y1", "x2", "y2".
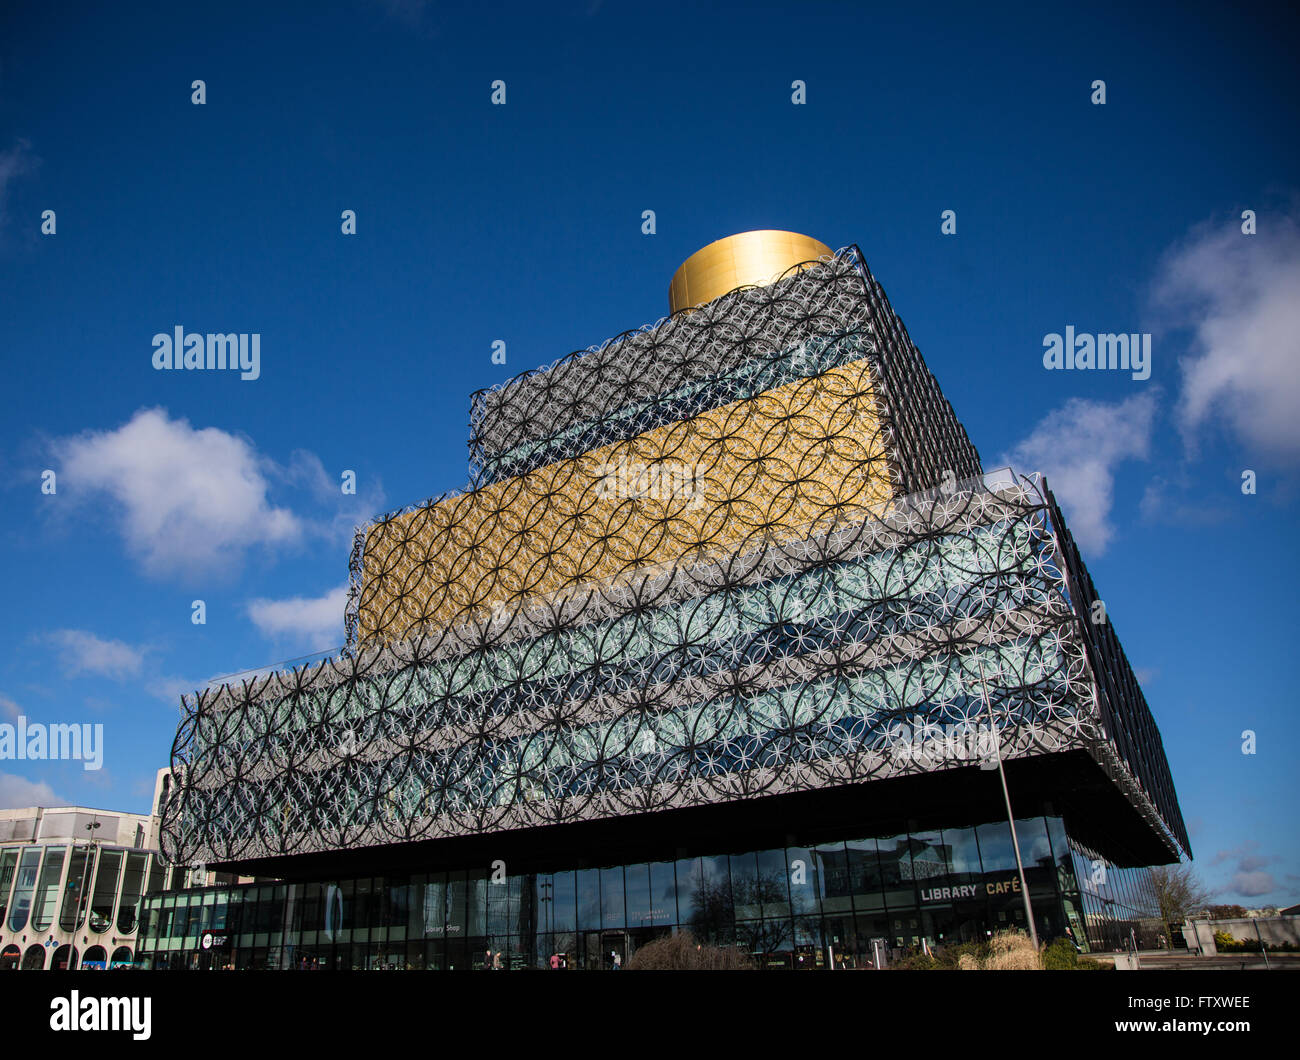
[{"x1": 135, "y1": 814, "x2": 1165, "y2": 970}]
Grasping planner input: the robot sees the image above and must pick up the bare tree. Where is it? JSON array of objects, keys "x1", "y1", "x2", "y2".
[
  {"x1": 1149, "y1": 864, "x2": 1214, "y2": 925},
  {"x1": 626, "y1": 930, "x2": 755, "y2": 970}
]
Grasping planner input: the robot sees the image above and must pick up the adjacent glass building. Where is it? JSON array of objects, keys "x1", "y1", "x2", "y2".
[
  {"x1": 0, "y1": 805, "x2": 164, "y2": 971},
  {"x1": 151, "y1": 232, "x2": 1187, "y2": 969}
]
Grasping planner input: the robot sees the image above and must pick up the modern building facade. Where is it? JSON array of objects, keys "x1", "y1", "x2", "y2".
[
  {"x1": 0, "y1": 771, "x2": 254, "y2": 970},
  {"x1": 145, "y1": 232, "x2": 1188, "y2": 969},
  {"x1": 0, "y1": 801, "x2": 164, "y2": 971}
]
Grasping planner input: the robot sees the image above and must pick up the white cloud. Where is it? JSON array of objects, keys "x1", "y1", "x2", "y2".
[
  {"x1": 1000, "y1": 393, "x2": 1156, "y2": 555},
  {"x1": 1153, "y1": 212, "x2": 1300, "y2": 460},
  {"x1": 0, "y1": 694, "x2": 20, "y2": 722},
  {"x1": 247, "y1": 584, "x2": 349, "y2": 653},
  {"x1": 46, "y1": 629, "x2": 145, "y2": 679},
  {"x1": 148, "y1": 675, "x2": 205, "y2": 707},
  {"x1": 1229, "y1": 871, "x2": 1276, "y2": 898},
  {"x1": 53, "y1": 407, "x2": 302, "y2": 577},
  {"x1": 0, "y1": 773, "x2": 64, "y2": 810}
]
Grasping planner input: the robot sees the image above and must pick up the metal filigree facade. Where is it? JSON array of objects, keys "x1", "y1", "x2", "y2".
[{"x1": 161, "y1": 247, "x2": 1188, "y2": 868}]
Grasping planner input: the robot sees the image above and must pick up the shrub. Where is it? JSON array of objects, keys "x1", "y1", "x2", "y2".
[
  {"x1": 935, "y1": 939, "x2": 990, "y2": 969},
  {"x1": 949, "y1": 930, "x2": 1042, "y2": 971},
  {"x1": 1043, "y1": 937, "x2": 1080, "y2": 970},
  {"x1": 984, "y1": 929, "x2": 1042, "y2": 970},
  {"x1": 625, "y1": 930, "x2": 755, "y2": 970},
  {"x1": 893, "y1": 951, "x2": 941, "y2": 970}
]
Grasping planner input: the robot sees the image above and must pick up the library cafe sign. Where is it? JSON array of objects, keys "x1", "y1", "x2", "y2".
[{"x1": 919, "y1": 877, "x2": 1022, "y2": 903}]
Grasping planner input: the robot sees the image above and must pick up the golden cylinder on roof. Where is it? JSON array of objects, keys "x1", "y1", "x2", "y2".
[{"x1": 669, "y1": 230, "x2": 834, "y2": 314}]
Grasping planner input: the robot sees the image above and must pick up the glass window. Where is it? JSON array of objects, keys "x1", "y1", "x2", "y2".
[
  {"x1": 730, "y1": 852, "x2": 761, "y2": 921},
  {"x1": 551, "y1": 870, "x2": 576, "y2": 933},
  {"x1": 786, "y1": 846, "x2": 819, "y2": 918},
  {"x1": 846, "y1": 838, "x2": 884, "y2": 912},
  {"x1": 600, "y1": 866, "x2": 625, "y2": 929},
  {"x1": 7, "y1": 848, "x2": 42, "y2": 931},
  {"x1": 0, "y1": 850, "x2": 19, "y2": 924},
  {"x1": 417, "y1": 874, "x2": 444, "y2": 938},
  {"x1": 446, "y1": 872, "x2": 467, "y2": 941},
  {"x1": 976, "y1": 821, "x2": 1017, "y2": 874},
  {"x1": 467, "y1": 871, "x2": 488, "y2": 938},
  {"x1": 110, "y1": 946, "x2": 133, "y2": 969},
  {"x1": 674, "y1": 857, "x2": 702, "y2": 924},
  {"x1": 906, "y1": 830, "x2": 949, "y2": 884},
  {"x1": 755, "y1": 849, "x2": 791, "y2": 920},
  {"x1": 691, "y1": 855, "x2": 734, "y2": 944},
  {"x1": 486, "y1": 874, "x2": 513, "y2": 936},
  {"x1": 144, "y1": 855, "x2": 166, "y2": 895},
  {"x1": 816, "y1": 842, "x2": 852, "y2": 914},
  {"x1": 576, "y1": 868, "x2": 600, "y2": 931},
  {"x1": 89, "y1": 849, "x2": 123, "y2": 933},
  {"x1": 623, "y1": 864, "x2": 653, "y2": 929},
  {"x1": 117, "y1": 852, "x2": 148, "y2": 934},
  {"x1": 60, "y1": 847, "x2": 95, "y2": 931},
  {"x1": 355, "y1": 877, "x2": 376, "y2": 931},
  {"x1": 943, "y1": 826, "x2": 981, "y2": 881},
  {"x1": 649, "y1": 861, "x2": 677, "y2": 927},
  {"x1": 1017, "y1": 818, "x2": 1056, "y2": 896},
  {"x1": 386, "y1": 876, "x2": 410, "y2": 930},
  {"x1": 30, "y1": 845, "x2": 66, "y2": 931},
  {"x1": 404, "y1": 875, "x2": 426, "y2": 936},
  {"x1": 877, "y1": 834, "x2": 917, "y2": 911}
]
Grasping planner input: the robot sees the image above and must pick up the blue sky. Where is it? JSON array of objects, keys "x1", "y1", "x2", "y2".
[{"x1": 1, "y1": 1, "x2": 1296, "y2": 906}]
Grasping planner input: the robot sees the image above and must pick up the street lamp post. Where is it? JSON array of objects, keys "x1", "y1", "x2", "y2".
[{"x1": 976, "y1": 655, "x2": 1040, "y2": 951}]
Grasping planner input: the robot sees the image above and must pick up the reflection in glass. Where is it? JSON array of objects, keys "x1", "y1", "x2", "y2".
[
  {"x1": 600, "y1": 866, "x2": 625, "y2": 928},
  {"x1": 144, "y1": 855, "x2": 166, "y2": 896},
  {"x1": 576, "y1": 868, "x2": 600, "y2": 930},
  {"x1": 976, "y1": 821, "x2": 1016, "y2": 874},
  {"x1": 60, "y1": 847, "x2": 95, "y2": 931},
  {"x1": 690, "y1": 855, "x2": 733, "y2": 944},
  {"x1": 0, "y1": 850, "x2": 18, "y2": 925},
  {"x1": 7, "y1": 849, "x2": 41, "y2": 931},
  {"x1": 730, "y1": 853, "x2": 761, "y2": 920},
  {"x1": 785, "y1": 846, "x2": 818, "y2": 919},
  {"x1": 649, "y1": 861, "x2": 677, "y2": 927},
  {"x1": 623, "y1": 864, "x2": 652, "y2": 927},
  {"x1": 877, "y1": 835, "x2": 916, "y2": 911},
  {"x1": 89, "y1": 849, "x2": 123, "y2": 933},
  {"x1": 117, "y1": 852, "x2": 148, "y2": 934},
  {"x1": 31, "y1": 845, "x2": 66, "y2": 931},
  {"x1": 816, "y1": 842, "x2": 852, "y2": 914},
  {"x1": 674, "y1": 858, "x2": 701, "y2": 923},
  {"x1": 846, "y1": 838, "x2": 884, "y2": 911},
  {"x1": 551, "y1": 871, "x2": 576, "y2": 933},
  {"x1": 755, "y1": 849, "x2": 791, "y2": 920}
]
